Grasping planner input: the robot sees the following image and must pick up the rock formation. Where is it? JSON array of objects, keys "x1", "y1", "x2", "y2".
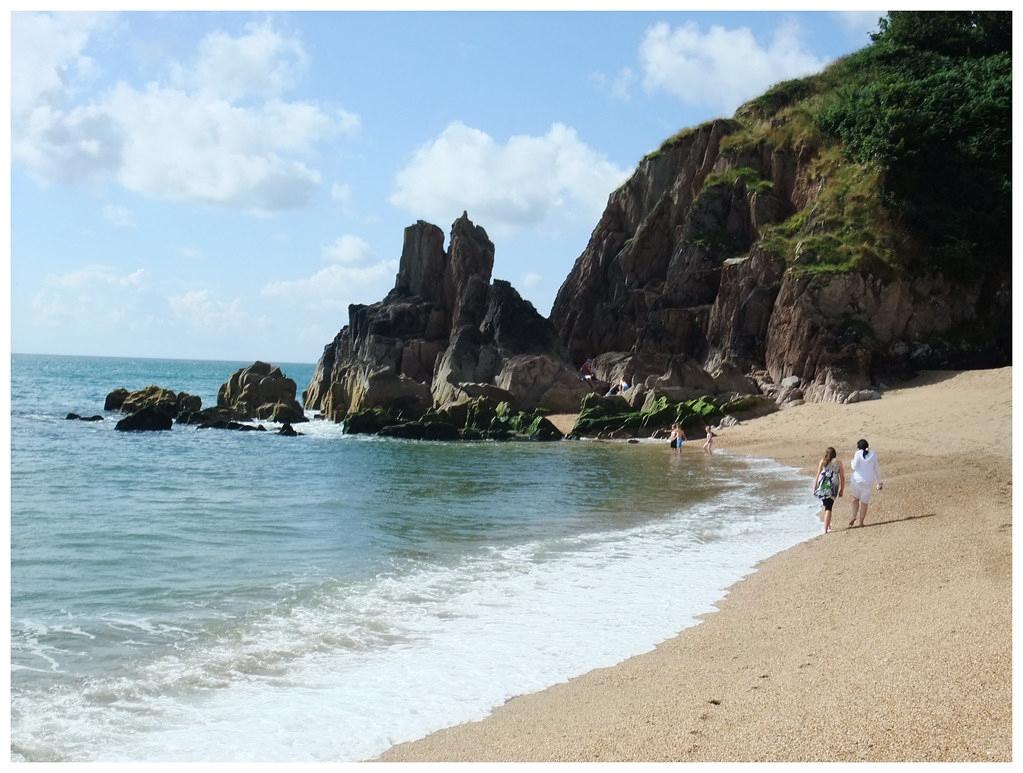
[
  {"x1": 304, "y1": 213, "x2": 590, "y2": 424},
  {"x1": 114, "y1": 406, "x2": 172, "y2": 432},
  {"x1": 216, "y1": 361, "x2": 307, "y2": 423},
  {"x1": 308, "y1": 26, "x2": 1009, "y2": 419},
  {"x1": 549, "y1": 115, "x2": 1009, "y2": 403},
  {"x1": 104, "y1": 385, "x2": 201, "y2": 419},
  {"x1": 103, "y1": 363, "x2": 305, "y2": 434}
]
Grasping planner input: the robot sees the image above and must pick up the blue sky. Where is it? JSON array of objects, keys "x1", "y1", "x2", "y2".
[{"x1": 11, "y1": 10, "x2": 883, "y2": 362}]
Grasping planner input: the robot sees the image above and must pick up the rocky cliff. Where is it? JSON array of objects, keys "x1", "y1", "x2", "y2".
[
  {"x1": 549, "y1": 50, "x2": 1010, "y2": 402},
  {"x1": 309, "y1": 14, "x2": 1010, "y2": 416}
]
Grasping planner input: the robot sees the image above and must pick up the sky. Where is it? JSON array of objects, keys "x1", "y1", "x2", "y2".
[{"x1": 9, "y1": 9, "x2": 884, "y2": 363}]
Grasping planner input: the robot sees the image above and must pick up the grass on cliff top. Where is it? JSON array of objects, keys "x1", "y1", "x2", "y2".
[{"x1": 641, "y1": 118, "x2": 743, "y2": 162}]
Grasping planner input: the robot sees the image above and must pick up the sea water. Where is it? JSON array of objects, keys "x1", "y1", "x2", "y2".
[{"x1": 10, "y1": 353, "x2": 822, "y2": 762}]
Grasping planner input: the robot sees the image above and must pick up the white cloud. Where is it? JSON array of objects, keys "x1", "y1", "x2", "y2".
[
  {"x1": 591, "y1": 67, "x2": 635, "y2": 102},
  {"x1": 12, "y1": 14, "x2": 359, "y2": 212},
  {"x1": 11, "y1": 12, "x2": 104, "y2": 118},
  {"x1": 172, "y1": 19, "x2": 308, "y2": 101},
  {"x1": 390, "y1": 121, "x2": 629, "y2": 236},
  {"x1": 168, "y1": 288, "x2": 259, "y2": 332},
  {"x1": 835, "y1": 11, "x2": 883, "y2": 39},
  {"x1": 102, "y1": 203, "x2": 135, "y2": 228},
  {"x1": 522, "y1": 272, "x2": 542, "y2": 290},
  {"x1": 261, "y1": 261, "x2": 398, "y2": 310},
  {"x1": 322, "y1": 234, "x2": 372, "y2": 264},
  {"x1": 639, "y1": 20, "x2": 827, "y2": 112},
  {"x1": 32, "y1": 264, "x2": 146, "y2": 327},
  {"x1": 260, "y1": 234, "x2": 395, "y2": 310},
  {"x1": 181, "y1": 246, "x2": 204, "y2": 259},
  {"x1": 51, "y1": 265, "x2": 144, "y2": 288}
]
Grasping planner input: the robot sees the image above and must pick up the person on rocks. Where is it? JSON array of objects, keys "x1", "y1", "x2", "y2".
[
  {"x1": 578, "y1": 358, "x2": 594, "y2": 381},
  {"x1": 848, "y1": 438, "x2": 883, "y2": 527},
  {"x1": 668, "y1": 423, "x2": 687, "y2": 454},
  {"x1": 702, "y1": 425, "x2": 717, "y2": 455},
  {"x1": 814, "y1": 446, "x2": 845, "y2": 533}
]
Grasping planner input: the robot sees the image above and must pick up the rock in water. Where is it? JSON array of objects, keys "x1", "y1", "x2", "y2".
[
  {"x1": 106, "y1": 385, "x2": 201, "y2": 421},
  {"x1": 66, "y1": 413, "x2": 103, "y2": 421},
  {"x1": 217, "y1": 362, "x2": 308, "y2": 423},
  {"x1": 278, "y1": 423, "x2": 300, "y2": 436},
  {"x1": 104, "y1": 388, "x2": 130, "y2": 411},
  {"x1": 115, "y1": 407, "x2": 173, "y2": 432}
]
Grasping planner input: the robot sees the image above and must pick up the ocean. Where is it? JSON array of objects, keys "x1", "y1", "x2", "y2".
[{"x1": 10, "y1": 353, "x2": 822, "y2": 762}]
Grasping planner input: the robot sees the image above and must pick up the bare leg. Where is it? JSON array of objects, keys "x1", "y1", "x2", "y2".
[
  {"x1": 824, "y1": 507, "x2": 832, "y2": 533},
  {"x1": 857, "y1": 501, "x2": 870, "y2": 527},
  {"x1": 849, "y1": 498, "x2": 860, "y2": 527}
]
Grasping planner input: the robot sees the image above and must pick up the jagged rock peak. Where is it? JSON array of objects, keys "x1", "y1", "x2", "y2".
[
  {"x1": 395, "y1": 220, "x2": 447, "y2": 304},
  {"x1": 392, "y1": 213, "x2": 495, "y2": 317}
]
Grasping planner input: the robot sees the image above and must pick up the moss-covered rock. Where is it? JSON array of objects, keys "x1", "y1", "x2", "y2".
[
  {"x1": 569, "y1": 393, "x2": 731, "y2": 437},
  {"x1": 352, "y1": 398, "x2": 562, "y2": 442},
  {"x1": 522, "y1": 415, "x2": 564, "y2": 441},
  {"x1": 378, "y1": 421, "x2": 460, "y2": 441}
]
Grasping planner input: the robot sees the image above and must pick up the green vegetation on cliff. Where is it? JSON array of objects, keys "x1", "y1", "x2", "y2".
[{"x1": 721, "y1": 11, "x2": 1011, "y2": 278}]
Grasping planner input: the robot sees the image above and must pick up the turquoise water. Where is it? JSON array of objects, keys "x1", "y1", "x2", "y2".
[{"x1": 10, "y1": 353, "x2": 821, "y2": 761}]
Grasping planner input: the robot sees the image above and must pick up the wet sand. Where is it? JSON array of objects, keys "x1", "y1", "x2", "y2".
[{"x1": 377, "y1": 368, "x2": 1012, "y2": 762}]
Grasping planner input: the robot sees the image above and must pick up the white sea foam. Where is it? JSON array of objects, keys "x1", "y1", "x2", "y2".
[{"x1": 11, "y1": 458, "x2": 821, "y2": 762}]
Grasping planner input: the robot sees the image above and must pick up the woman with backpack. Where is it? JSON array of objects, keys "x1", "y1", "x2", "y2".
[{"x1": 814, "y1": 446, "x2": 845, "y2": 533}]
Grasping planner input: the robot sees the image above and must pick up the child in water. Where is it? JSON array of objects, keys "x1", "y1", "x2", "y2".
[{"x1": 702, "y1": 425, "x2": 717, "y2": 455}]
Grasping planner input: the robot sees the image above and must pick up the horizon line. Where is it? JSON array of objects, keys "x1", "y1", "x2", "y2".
[{"x1": 10, "y1": 351, "x2": 317, "y2": 366}]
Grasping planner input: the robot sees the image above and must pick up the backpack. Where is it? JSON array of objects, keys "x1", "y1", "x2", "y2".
[{"x1": 815, "y1": 465, "x2": 837, "y2": 499}]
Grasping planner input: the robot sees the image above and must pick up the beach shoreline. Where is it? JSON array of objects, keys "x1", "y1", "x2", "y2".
[{"x1": 376, "y1": 368, "x2": 1012, "y2": 762}]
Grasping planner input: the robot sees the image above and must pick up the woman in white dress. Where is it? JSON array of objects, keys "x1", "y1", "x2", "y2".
[{"x1": 848, "y1": 438, "x2": 883, "y2": 527}]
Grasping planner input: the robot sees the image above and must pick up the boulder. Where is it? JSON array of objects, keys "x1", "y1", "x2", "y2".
[
  {"x1": 521, "y1": 415, "x2": 564, "y2": 441},
  {"x1": 344, "y1": 408, "x2": 401, "y2": 435},
  {"x1": 776, "y1": 386, "x2": 803, "y2": 405},
  {"x1": 495, "y1": 354, "x2": 592, "y2": 412},
  {"x1": 104, "y1": 388, "x2": 129, "y2": 411},
  {"x1": 379, "y1": 421, "x2": 460, "y2": 441},
  {"x1": 640, "y1": 386, "x2": 705, "y2": 410},
  {"x1": 720, "y1": 395, "x2": 777, "y2": 420},
  {"x1": 254, "y1": 401, "x2": 308, "y2": 424},
  {"x1": 711, "y1": 362, "x2": 759, "y2": 395},
  {"x1": 66, "y1": 413, "x2": 103, "y2": 421},
  {"x1": 176, "y1": 407, "x2": 235, "y2": 426},
  {"x1": 218, "y1": 362, "x2": 305, "y2": 421},
  {"x1": 120, "y1": 385, "x2": 180, "y2": 418},
  {"x1": 350, "y1": 371, "x2": 433, "y2": 415},
  {"x1": 845, "y1": 389, "x2": 881, "y2": 404},
  {"x1": 278, "y1": 423, "x2": 301, "y2": 436},
  {"x1": 115, "y1": 407, "x2": 173, "y2": 432},
  {"x1": 176, "y1": 392, "x2": 202, "y2": 414}
]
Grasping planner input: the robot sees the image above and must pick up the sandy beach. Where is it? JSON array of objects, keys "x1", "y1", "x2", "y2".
[{"x1": 378, "y1": 368, "x2": 1012, "y2": 762}]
